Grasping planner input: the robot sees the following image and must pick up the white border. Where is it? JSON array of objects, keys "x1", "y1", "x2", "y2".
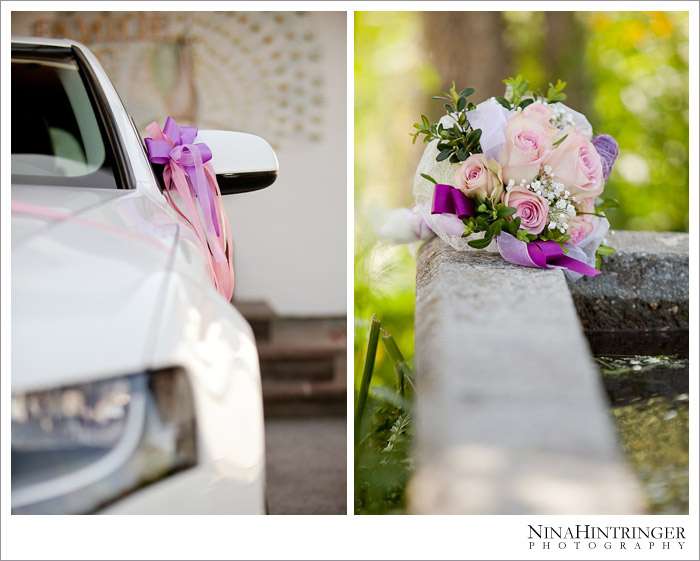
[{"x1": 2, "y1": 1, "x2": 699, "y2": 560}]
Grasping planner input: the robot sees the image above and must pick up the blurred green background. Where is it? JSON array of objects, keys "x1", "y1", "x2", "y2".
[{"x1": 354, "y1": 10, "x2": 689, "y2": 388}]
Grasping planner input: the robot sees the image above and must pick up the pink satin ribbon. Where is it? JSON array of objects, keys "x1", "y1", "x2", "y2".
[
  {"x1": 145, "y1": 117, "x2": 234, "y2": 300},
  {"x1": 11, "y1": 200, "x2": 171, "y2": 253}
]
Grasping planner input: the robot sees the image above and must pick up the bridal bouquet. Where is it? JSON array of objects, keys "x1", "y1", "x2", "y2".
[{"x1": 409, "y1": 76, "x2": 618, "y2": 281}]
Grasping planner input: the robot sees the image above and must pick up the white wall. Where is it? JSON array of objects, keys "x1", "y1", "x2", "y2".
[
  {"x1": 12, "y1": 11, "x2": 347, "y2": 317},
  {"x1": 223, "y1": 14, "x2": 347, "y2": 316}
]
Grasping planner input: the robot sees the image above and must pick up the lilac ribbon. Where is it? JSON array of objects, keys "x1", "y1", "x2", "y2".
[
  {"x1": 431, "y1": 184, "x2": 476, "y2": 219},
  {"x1": 497, "y1": 232, "x2": 601, "y2": 277},
  {"x1": 145, "y1": 116, "x2": 220, "y2": 236}
]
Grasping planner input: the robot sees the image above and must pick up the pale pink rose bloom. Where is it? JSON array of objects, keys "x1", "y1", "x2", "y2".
[
  {"x1": 498, "y1": 113, "x2": 553, "y2": 186},
  {"x1": 452, "y1": 154, "x2": 504, "y2": 202},
  {"x1": 502, "y1": 184, "x2": 550, "y2": 235},
  {"x1": 522, "y1": 103, "x2": 558, "y2": 138},
  {"x1": 544, "y1": 128, "x2": 603, "y2": 199},
  {"x1": 567, "y1": 215, "x2": 595, "y2": 244}
]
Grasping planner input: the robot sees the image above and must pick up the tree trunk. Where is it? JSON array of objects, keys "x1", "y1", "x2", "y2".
[
  {"x1": 421, "y1": 12, "x2": 511, "y2": 103},
  {"x1": 543, "y1": 12, "x2": 590, "y2": 116}
]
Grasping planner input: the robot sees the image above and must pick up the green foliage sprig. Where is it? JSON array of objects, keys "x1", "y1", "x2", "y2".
[
  {"x1": 461, "y1": 199, "x2": 536, "y2": 249},
  {"x1": 411, "y1": 82, "x2": 482, "y2": 164},
  {"x1": 495, "y1": 74, "x2": 568, "y2": 110}
]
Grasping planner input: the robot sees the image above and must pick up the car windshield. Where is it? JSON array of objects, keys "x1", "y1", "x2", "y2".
[{"x1": 11, "y1": 45, "x2": 117, "y2": 189}]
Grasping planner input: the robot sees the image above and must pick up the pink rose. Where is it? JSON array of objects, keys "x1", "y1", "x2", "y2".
[
  {"x1": 544, "y1": 128, "x2": 603, "y2": 200},
  {"x1": 567, "y1": 215, "x2": 594, "y2": 244},
  {"x1": 452, "y1": 154, "x2": 504, "y2": 202},
  {"x1": 522, "y1": 102, "x2": 558, "y2": 138},
  {"x1": 502, "y1": 184, "x2": 550, "y2": 235},
  {"x1": 498, "y1": 113, "x2": 553, "y2": 186}
]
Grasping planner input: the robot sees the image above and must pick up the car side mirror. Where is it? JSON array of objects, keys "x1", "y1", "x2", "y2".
[{"x1": 194, "y1": 130, "x2": 279, "y2": 194}]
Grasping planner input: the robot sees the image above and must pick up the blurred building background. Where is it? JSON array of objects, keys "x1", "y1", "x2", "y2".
[{"x1": 12, "y1": 10, "x2": 347, "y2": 514}]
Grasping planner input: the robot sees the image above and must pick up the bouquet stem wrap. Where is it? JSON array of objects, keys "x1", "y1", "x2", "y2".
[
  {"x1": 146, "y1": 117, "x2": 234, "y2": 300},
  {"x1": 432, "y1": 183, "x2": 601, "y2": 278}
]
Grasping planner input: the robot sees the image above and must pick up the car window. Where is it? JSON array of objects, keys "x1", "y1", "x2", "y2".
[{"x1": 11, "y1": 46, "x2": 118, "y2": 189}]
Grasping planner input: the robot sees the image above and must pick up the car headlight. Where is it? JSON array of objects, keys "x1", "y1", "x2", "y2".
[{"x1": 11, "y1": 367, "x2": 196, "y2": 514}]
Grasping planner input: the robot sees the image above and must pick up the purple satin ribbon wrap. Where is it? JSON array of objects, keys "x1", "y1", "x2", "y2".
[
  {"x1": 431, "y1": 183, "x2": 601, "y2": 278},
  {"x1": 431, "y1": 183, "x2": 476, "y2": 219}
]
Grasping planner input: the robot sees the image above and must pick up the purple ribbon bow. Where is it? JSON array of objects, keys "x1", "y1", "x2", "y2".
[
  {"x1": 431, "y1": 183, "x2": 476, "y2": 219},
  {"x1": 145, "y1": 116, "x2": 220, "y2": 236}
]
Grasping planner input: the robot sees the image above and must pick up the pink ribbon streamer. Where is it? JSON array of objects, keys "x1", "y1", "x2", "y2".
[
  {"x1": 145, "y1": 117, "x2": 234, "y2": 300},
  {"x1": 11, "y1": 200, "x2": 171, "y2": 253}
]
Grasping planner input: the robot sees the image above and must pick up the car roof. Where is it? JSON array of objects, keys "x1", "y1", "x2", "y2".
[{"x1": 11, "y1": 36, "x2": 83, "y2": 48}]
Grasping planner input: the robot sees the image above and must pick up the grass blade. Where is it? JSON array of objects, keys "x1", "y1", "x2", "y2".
[
  {"x1": 355, "y1": 315, "x2": 381, "y2": 446},
  {"x1": 381, "y1": 330, "x2": 414, "y2": 398}
]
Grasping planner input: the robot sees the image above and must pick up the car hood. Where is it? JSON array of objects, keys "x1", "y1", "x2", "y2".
[{"x1": 12, "y1": 184, "x2": 180, "y2": 392}]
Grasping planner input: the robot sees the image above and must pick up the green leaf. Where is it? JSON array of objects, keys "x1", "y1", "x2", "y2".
[
  {"x1": 477, "y1": 203, "x2": 487, "y2": 213},
  {"x1": 497, "y1": 206, "x2": 517, "y2": 219},
  {"x1": 449, "y1": 154, "x2": 459, "y2": 164},
  {"x1": 459, "y1": 87, "x2": 475, "y2": 98},
  {"x1": 420, "y1": 173, "x2": 438, "y2": 184},
  {"x1": 552, "y1": 133, "x2": 568, "y2": 148},
  {"x1": 456, "y1": 97, "x2": 467, "y2": 112},
  {"x1": 468, "y1": 236, "x2": 493, "y2": 249},
  {"x1": 495, "y1": 96, "x2": 511, "y2": 110},
  {"x1": 518, "y1": 98, "x2": 534, "y2": 109},
  {"x1": 596, "y1": 244, "x2": 616, "y2": 255},
  {"x1": 421, "y1": 115, "x2": 430, "y2": 128},
  {"x1": 436, "y1": 149, "x2": 452, "y2": 162},
  {"x1": 444, "y1": 104, "x2": 453, "y2": 114},
  {"x1": 547, "y1": 79, "x2": 568, "y2": 103},
  {"x1": 595, "y1": 198, "x2": 620, "y2": 212}
]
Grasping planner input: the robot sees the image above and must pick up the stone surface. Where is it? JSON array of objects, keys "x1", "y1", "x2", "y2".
[
  {"x1": 568, "y1": 230, "x2": 689, "y2": 355},
  {"x1": 265, "y1": 417, "x2": 347, "y2": 514},
  {"x1": 411, "y1": 237, "x2": 646, "y2": 514}
]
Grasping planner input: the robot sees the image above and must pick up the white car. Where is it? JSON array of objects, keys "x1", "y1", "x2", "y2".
[{"x1": 11, "y1": 37, "x2": 278, "y2": 514}]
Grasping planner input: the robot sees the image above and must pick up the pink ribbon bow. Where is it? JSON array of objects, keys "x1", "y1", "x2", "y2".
[{"x1": 146, "y1": 117, "x2": 234, "y2": 300}]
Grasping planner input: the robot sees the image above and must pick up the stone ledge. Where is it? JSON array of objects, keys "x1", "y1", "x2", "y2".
[
  {"x1": 411, "y1": 237, "x2": 645, "y2": 514},
  {"x1": 568, "y1": 230, "x2": 689, "y2": 355}
]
